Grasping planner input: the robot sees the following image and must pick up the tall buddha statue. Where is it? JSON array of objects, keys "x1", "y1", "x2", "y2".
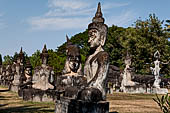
[{"x1": 79, "y1": 2, "x2": 109, "y2": 101}]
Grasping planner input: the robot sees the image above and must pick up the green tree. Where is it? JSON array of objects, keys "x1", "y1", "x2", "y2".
[
  {"x1": 29, "y1": 50, "x2": 41, "y2": 69},
  {"x1": 3, "y1": 55, "x2": 13, "y2": 65}
]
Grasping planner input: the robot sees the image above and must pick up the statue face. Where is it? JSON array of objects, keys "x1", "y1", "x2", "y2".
[
  {"x1": 68, "y1": 56, "x2": 80, "y2": 73},
  {"x1": 25, "y1": 68, "x2": 32, "y2": 75},
  {"x1": 125, "y1": 58, "x2": 131, "y2": 66},
  {"x1": 88, "y1": 29, "x2": 100, "y2": 48}
]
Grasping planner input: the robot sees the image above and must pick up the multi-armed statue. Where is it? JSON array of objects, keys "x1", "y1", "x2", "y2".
[{"x1": 150, "y1": 50, "x2": 169, "y2": 88}]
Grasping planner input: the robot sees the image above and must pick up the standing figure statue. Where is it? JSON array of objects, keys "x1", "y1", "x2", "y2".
[
  {"x1": 150, "y1": 50, "x2": 169, "y2": 88},
  {"x1": 79, "y1": 2, "x2": 109, "y2": 101}
]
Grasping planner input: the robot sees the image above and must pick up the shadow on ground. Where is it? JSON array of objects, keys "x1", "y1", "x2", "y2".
[
  {"x1": 0, "y1": 105, "x2": 54, "y2": 113},
  {"x1": 0, "y1": 89, "x2": 9, "y2": 92}
]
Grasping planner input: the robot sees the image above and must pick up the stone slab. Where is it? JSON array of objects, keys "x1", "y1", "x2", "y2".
[
  {"x1": 55, "y1": 97, "x2": 109, "y2": 113},
  {"x1": 22, "y1": 88, "x2": 57, "y2": 102}
]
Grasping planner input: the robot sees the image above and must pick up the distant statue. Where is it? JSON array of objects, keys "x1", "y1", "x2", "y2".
[
  {"x1": 79, "y1": 2, "x2": 109, "y2": 101},
  {"x1": 24, "y1": 60, "x2": 32, "y2": 83},
  {"x1": 32, "y1": 45, "x2": 54, "y2": 90},
  {"x1": 120, "y1": 51, "x2": 136, "y2": 91},
  {"x1": 12, "y1": 47, "x2": 25, "y2": 86},
  {"x1": 150, "y1": 50, "x2": 169, "y2": 88}
]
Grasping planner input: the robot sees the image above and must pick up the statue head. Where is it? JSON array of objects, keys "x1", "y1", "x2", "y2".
[
  {"x1": 88, "y1": 2, "x2": 108, "y2": 48},
  {"x1": 125, "y1": 51, "x2": 132, "y2": 66},
  {"x1": 154, "y1": 50, "x2": 160, "y2": 60},
  {"x1": 25, "y1": 60, "x2": 32, "y2": 76},
  {"x1": 65, "y1": 35, "x2": 81, "y2": 73},
  {"x1": 40, "y1": 44, "x2": 49, "y2": 65}
]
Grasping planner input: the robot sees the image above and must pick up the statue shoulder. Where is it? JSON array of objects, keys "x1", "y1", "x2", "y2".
[{"x1": 96, "y1": 51, "x2": 109, "y2": 65}]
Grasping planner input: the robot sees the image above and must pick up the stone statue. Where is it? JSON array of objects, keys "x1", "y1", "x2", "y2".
[
  {"x1": 120, "y1": 51, "x2": 136, "y2": 91},
  {"x1": 12, "y1": 47, "x2": 25, "y2": 86},
  {"x1": 55, "y1": 3, "x2": 109, "y2": 113},
  {"x1": 59, "y1": 36, "x2": 87, "y2": 98},
  {"x1": 150, "y1": 50, "x2": 169, "y2": 88},
  {"x1": 32, "y1": 44, "x2": 54, "y2": 90},
  {"x1": 60, "y1": 36, "x2": 85, "y2": 87},
  {"x1": 24, "y1": 60, "x2": 32, "y2": 83},
  {"x1": 80, "y1": 2, "x2": 109, "y2": 101}
]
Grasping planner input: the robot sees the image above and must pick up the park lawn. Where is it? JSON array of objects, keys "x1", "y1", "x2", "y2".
[{"x1": 0, "y1": 86, "x2": 163, "y2": 113}]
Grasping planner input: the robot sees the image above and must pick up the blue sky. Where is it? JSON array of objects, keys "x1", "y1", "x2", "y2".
[{"x1": 0, "y1": 0, "x2": 169, "y2": 58}]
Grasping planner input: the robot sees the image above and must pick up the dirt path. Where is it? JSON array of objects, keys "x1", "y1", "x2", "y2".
[{"x1": 0, "y1": 86, "x2": 162, "y2": 113}]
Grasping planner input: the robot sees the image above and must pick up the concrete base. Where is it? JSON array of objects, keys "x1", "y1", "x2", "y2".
[
  {"x1": 55, "y1": 97, "x2": 109, "y2": 113},
  {"x1": 123, "y1": 85, "x2": 147, "y2": 93},
  {"x1": 10, "y1": 84, "x2": 19, "y2": 92},
  {"x1": 150, "y1": 88, "x2": 168, "y2": 94},
  {"x1": 22, "y1": 88, "x2": 57, "y2": 102},
  {"x1": 122, "y1": 85, "x2": 168, "y2": 94}
]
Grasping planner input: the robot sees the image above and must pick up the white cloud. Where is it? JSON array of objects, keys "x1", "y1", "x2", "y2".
[
  {"x1": 48, "y1": 0, "x2": 90, "y2": 10},
  {"x1": 28, "y1": 0, "x2": 132, "y2": 31},
  {"x1": 0, "y1": 13, "x2": 6, "y2": 29},
  {"x1": 28, "y1": 16, "x2": 91, "y2": 30},
  {"x1": 106, "y1": 10, "x2": 137, "y2": 27}
]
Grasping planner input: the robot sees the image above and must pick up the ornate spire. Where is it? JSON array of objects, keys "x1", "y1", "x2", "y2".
[
  {"x1": 92, "y1": 2, "x2": 104, "y2": 23},
  {"x1": 20, "y1": 47, "x2": 23, "y2": 54},
  {"x1": 66, "y1": 35, "x2": 72, "y2": 46},
  {"x1": 19, "y1": 47, "x2": 24, "y2": 60},
  {"x1": 41, "y1": 44, "x2": 49, "y2": 59},
  {"x1": 42, "y1": 44, "x2": 48, "y2": 53}
]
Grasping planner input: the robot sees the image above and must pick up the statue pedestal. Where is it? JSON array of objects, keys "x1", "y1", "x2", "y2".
[
  {"x1": 123, "y1": 85, "x2": 147, "y2": 93},
  {"x1": 22, "y1": 88, "x2": 57, "y2": 102},
  {"x1": 10, "y1": 84, "x2": 19, "y2": 92},
  {"x1": 149, "y1": 88, "x2": 168, "y2": 94},
  {"x1": 55, "y1": 97, "x2": 109, "y2": 113},
  {"x1": 122, "y1": 85, "x2": 168, "y2": 94}
]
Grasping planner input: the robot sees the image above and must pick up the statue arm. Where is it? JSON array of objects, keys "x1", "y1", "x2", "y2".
[{"x1": 161, "y1": 61, "x2": 169, "y2": 65}]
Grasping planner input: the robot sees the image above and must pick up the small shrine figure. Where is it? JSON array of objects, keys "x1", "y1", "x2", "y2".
[{"x1": 32, "y1": 45, "x2": 54, "y2": 90}]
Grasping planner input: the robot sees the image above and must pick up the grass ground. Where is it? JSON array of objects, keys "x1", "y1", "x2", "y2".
[
  {"x1": 107, "y1": 93, "x2": 162, "y2": 113},
  {"x1": 0, "y1": 86, "x2": 55, "y2": 113},
  {"x1": 0, "y1": 86, "x2": 162, "y2": 113}
]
